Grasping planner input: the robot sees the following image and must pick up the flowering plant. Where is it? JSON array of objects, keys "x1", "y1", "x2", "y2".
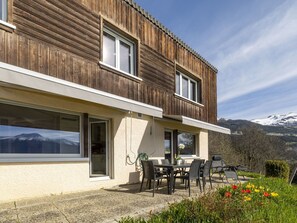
[
  {"x1": 178, "y1": 143, "x2": 185, "y2": 150},
  {"x1": 219, "y1": 182, "x2": 279, "y2": 206},
  {"x1": 175, "y1": 143, "x2": 185, "y2": 160}
]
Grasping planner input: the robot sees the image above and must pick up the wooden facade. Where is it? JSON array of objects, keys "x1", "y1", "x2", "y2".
[{"x1": 0, "y1": 0, "x2": 217, "y2": 124}]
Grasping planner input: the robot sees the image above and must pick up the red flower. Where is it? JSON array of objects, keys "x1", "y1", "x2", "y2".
[
  {"x1": 263, "y1": 192, "x2": 270, "y2": 197},
  {"x1": 225, "y1": 192, "x2": 232, "y2": 198},
  {"x1": 232, "y1": 185, "x2": 238, "y2": 190},
  {"x1": 241, "y1": 189, "x2": 251, "y2": 194}
]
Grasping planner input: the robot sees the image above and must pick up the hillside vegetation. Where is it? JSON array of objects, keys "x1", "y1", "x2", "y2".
[{"x1": 209, "y1": 119, "x2": 297, "y2": 173}]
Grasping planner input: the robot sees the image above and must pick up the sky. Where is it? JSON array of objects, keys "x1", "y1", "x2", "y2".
[{"x1": 134, "y1": 0, "x2": 297, "y2": 120}]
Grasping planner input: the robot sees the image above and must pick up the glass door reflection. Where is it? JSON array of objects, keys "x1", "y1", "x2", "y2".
[{"x1": 90, "y1": 120, "x2": 108, "y2": 177}]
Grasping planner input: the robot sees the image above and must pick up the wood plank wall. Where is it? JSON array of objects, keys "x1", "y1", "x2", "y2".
[{"x1": 0, "y1": 0, "x2": 217, "y2": 124}]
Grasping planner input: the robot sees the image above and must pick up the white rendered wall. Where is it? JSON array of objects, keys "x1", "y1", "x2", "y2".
[
  {"x1": 0, "y1": 86, "x2": 154, "y2": 203},
  {"x1": 0, "y1": 86, "x2": 209, "y2": 203}
]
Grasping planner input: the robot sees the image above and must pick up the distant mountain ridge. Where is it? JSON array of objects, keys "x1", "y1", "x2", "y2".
[
  {"x1": 252, "y1": 113, "x2": 297, "y2": 126},
  {"x1": 218, "y1": 113, "x2": 297, "y2": 151},
  {"x1": 0, "y1": 133, "x2": 79, "y2": 153}
]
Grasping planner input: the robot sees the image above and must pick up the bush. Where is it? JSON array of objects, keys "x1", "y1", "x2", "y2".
[{"x1": 265, "y1": 160, "x2": 290, "y2": 180}]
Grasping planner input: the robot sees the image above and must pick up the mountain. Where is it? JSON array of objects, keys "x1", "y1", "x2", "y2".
[
  {"x1": 252, "y1": 113, "x2": 297, "y2": 126},
  {"x1": 0, "y1": 133, "x2": 79, "y2": 153},
  {"x1": 218, "y1": 115, "x2": 297, "y2": 151}
]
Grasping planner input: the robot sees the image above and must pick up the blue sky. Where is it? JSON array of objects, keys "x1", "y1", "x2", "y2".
[{"x1": 134, "y1": 0, "x2": 297, "y2": 120}]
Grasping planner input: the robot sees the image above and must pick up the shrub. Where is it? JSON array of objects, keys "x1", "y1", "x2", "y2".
[{"x1": 265, "y1": 160, "x2": 290, "y2": 180}]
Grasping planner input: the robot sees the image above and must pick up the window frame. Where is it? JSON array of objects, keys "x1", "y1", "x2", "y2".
[
  {"x1": 0, "y1": 101, "x2": 83, "y2": 159},
  {"x1": 102, "y1": 27, "x2": 136, "y2": 76},
  {"x1": 0, "y1": 0, "x2": 7, "y2": 22},
  {"x1": 176, "y1": 70, "x2": 202, "y2": 104}
]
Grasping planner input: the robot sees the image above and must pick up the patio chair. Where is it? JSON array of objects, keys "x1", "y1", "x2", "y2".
[
  {"x1": 140, "y1": 160, "x2": 164, "y2": 197},
  {"x1": 152, "y1": 159, "x2": 170, "y2": 185},
  {"x1": 173, "y1": 159, "x2": 204, "y2": 196},
  {"x1": 211, "y1": 159, "x2": 226, "y2": 180},
  {"x1": 224, "y1": 167, "x2": 240, "y2": 184},
  {"x1": 200, "y1": 160, "x2": 212, "y2": 191},
  {"x1": 161, "y1": 159, "x2": 170, "y2": 165}
]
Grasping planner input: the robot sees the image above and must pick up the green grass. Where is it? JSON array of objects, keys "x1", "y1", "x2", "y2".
[
  {"x1": 237, "y1": 171, "x2": 262, "y2": 178},
  {"x1": 120, "y1": 178, "x2": 297, "y2": 223}
]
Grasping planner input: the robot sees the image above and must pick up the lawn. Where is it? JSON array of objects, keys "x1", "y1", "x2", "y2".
[{"x1": 120, "y1": 177, "x2": 297, "y2": 223}]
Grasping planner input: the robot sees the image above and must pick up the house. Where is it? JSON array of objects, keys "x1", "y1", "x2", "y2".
[{"x1": 0, "y1": 0, "x2": 230, "y2": 203}]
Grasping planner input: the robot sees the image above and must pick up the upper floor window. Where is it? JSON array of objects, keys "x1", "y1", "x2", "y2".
[
  {"x1": 0, "y1": 0, "x2": 7, "y2": 21},
  {"x1": 176, "y1": 71, "x2": 202, "y2": 103},
  {"x1": 102, "y1": 27, "x2": 135, "y2": 76}
]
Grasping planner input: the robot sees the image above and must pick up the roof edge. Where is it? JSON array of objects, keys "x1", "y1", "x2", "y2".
[{"x1": 163, "y1": 115, "x2": 231, "y2": 134}]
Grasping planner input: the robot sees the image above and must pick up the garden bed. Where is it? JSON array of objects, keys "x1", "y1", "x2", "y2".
[{"x1": 120, "y1": 178, "x2": 297, "y2": 223}]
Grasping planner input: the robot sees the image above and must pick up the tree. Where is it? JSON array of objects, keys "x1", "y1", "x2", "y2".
[
  {"x1": 209, "y1": 126, "x2": 287, "y2": 173},
  {"x1": 232, "y1": 127, "x2": 286, "y2": 172}
]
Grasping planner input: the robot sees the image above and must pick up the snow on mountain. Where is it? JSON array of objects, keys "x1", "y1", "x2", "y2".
[
  {"x1": 15, "y1": 133, "x2": 47, "y2": 141},
  {"x1": 252, "y1": 113, "x2": 297, "y2": 126},
  {"x1": 1, "y1": 133, "x2": 78, "y2": 145}
]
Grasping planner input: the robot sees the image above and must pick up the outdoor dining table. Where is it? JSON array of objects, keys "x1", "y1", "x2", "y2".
[{"x1": 154, "y1": 163, "x2": 191, "y2": 195}]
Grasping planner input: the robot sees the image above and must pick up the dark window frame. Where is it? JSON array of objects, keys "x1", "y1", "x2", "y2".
[{"x1": 0, "y1": 101, "x2": 82, "y2": 158}]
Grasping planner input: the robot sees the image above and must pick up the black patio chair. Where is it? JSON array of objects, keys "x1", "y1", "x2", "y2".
[
  {"x1": 140, "y1": 160, "x2": 164, "y2": 197},
  {"x1": 200, "y1": 160, "x2": 212, "y2": 191},
  {"x1": 151, "y1": 159, "x2": 170, "y2": 185},
  {"x1": 173, "y1": 159, "x2": 204, "y2": 196},
  {"x1": 161, "y1": 159, "x2": 170, "y2": 165}
]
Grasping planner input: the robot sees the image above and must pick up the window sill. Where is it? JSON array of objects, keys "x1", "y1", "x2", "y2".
[
  {"x1": 180, "y1": 155, "x2": 199, "y2": 158},
  {"x1": 174, "y1": 93, "x2": 204, "y2": 107},
  {"x1": 0, "y1": 20, "x2": 16, "y2": 32},
  {"x1": 99, "y1": 61, "x2": 142, "y2": 82},
  {"x1": 89, "y1": 176, "x2": 111, "y2": 182},
  {"x1": 0, "y1": 157, "x2": 89, "y2": 163}
]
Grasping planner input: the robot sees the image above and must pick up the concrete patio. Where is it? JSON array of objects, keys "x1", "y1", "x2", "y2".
[{"x1": 0, "y1": 175, "x2": 239, "y2": 223}]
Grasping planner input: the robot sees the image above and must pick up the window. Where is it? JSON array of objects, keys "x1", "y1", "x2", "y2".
[
  {"x1": 178, "y1": 132, "x2": 196, "y2": 155},
  {"x1": 176, "y1": 71, "x2": 202, "y2": 103},
  {"x1": 0, "y1": 0, "x2": 7, "y2": 21},
  {"x1": 102, "y1": 27, "x2": 135, "y2": 76},
  {"x1": 0, "y1": 103, "x2": 81, "y2": 155}
]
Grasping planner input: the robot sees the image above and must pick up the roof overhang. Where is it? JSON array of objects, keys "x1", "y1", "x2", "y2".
[
  {"x1": 0, "y1": 62, "x2": 163, "y2": 118},
  {"x1": 163, "y1": 115, "x2": 231, "y2": 134}
]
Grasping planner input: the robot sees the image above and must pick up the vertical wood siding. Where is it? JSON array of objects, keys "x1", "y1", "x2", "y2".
[{"x1": 0, "y1": 0, "x2": 217, "y2": 124}]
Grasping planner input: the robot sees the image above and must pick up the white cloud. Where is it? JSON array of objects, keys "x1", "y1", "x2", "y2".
[{"x1": 213, "y1": 0, "x2": 297, "y2": 103}]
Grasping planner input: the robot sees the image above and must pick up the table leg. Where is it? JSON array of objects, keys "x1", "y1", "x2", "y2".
[{"x1": 168, "y1": 167, "x2": 174, "y2": 195}]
